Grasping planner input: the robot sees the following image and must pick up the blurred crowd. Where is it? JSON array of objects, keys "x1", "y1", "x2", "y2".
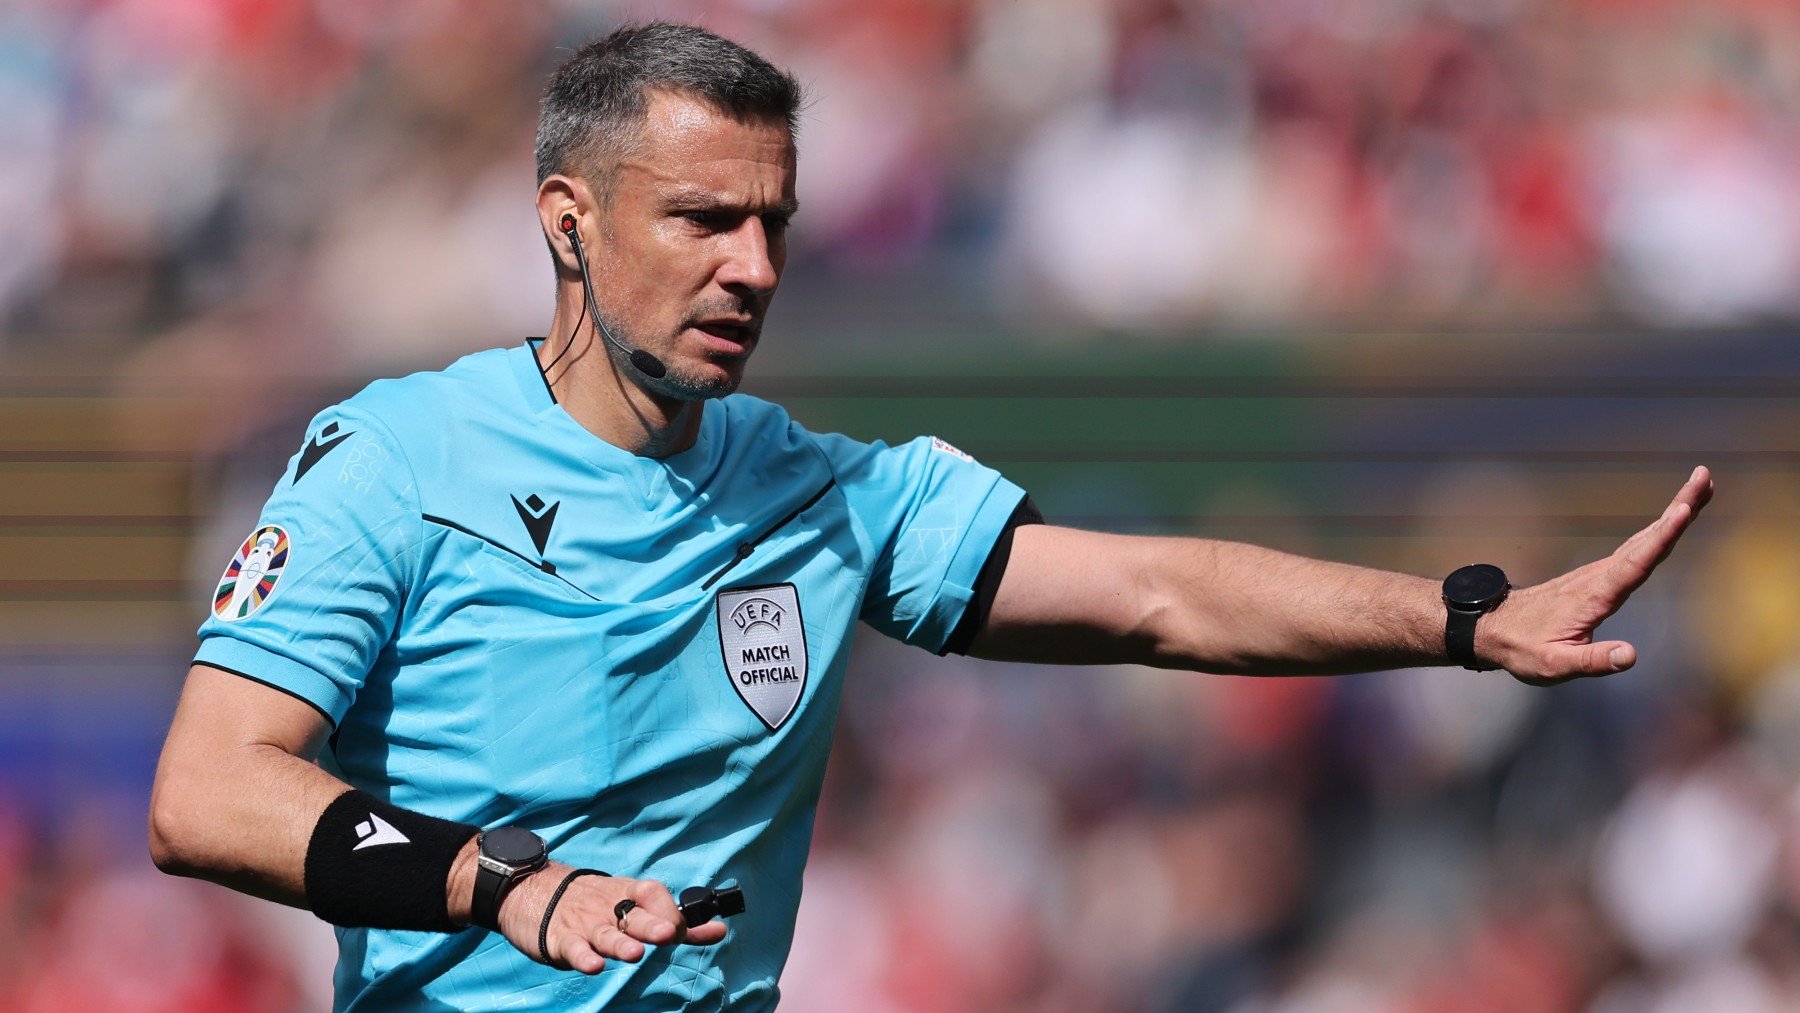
[
  {"x1": 6, "y1": 0, "x2": 1800, "y2": 369},
  {"x1": 3, "y1": 1, "x2": 1799, "y2": 1010},
  {"x1": 0, "y1": 830, "x2": 310, "y2": 1010}
]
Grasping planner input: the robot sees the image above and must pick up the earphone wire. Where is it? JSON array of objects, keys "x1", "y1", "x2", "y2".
[
  {"x1": 569, "y1": 225, "x2": 631, "y2": 365},
  {"x1": 537, "y1": 218, "x2": 591, "y2": 394},
  {"x1": 541, "y1": 288, "x2": 586, "y2": 383}
]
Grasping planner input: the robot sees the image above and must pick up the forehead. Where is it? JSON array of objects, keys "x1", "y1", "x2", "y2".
[{"x1": 613, "y1": 90, "x2": 795, "y2": 206}]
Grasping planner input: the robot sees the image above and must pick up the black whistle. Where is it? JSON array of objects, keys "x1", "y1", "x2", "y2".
[{"x1": 677, "y1": 884, "x2": 746, "y2": 926}]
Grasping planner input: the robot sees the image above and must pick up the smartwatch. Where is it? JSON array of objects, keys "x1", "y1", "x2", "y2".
[
  {"x1": 1442, "y1": 563, "x2": 1510, "y2": 671},
  {"x1": 471, "y1": 826, "x2": 548, "y2": 930}
]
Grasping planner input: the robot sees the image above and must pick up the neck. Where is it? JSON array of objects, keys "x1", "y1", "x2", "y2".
[{"x1": 539, "y1": 286, "x2": 703, "y2": 459}]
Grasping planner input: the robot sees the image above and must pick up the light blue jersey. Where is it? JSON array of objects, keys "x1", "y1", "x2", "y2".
[{"x1": 194, "y1": 341, "x2": 1026, "y2": 1011}]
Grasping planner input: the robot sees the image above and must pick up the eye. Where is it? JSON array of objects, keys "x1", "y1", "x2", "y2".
[
  {"x1": 763, "y1": 214, "x2": 792, "y2": 238},
  {"x1": 680, "y1": 210, "x2": 731, "y2": 231}
]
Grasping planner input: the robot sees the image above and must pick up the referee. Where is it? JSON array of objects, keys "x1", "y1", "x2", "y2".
[{"x1": 149, "y1": 23, "x2": 1714, "y2": 1011}]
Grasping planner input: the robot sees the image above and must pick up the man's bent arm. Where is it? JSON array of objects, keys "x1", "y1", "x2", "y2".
[
  {"x1": 150, "y1": 664, "x2": 359, "y2": 904},
  {"x1": 152, "y1": 665, "x2": 494, "y2": 921},
  {"x1": 973, "y1": 468, "x2": 1713, "y2": 683},
  {"x1": 149, "y1": 664, "x2": 727, "y2": 970}
]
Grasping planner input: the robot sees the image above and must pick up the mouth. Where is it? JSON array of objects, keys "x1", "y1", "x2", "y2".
[{"x1": 688, "y1": 319, "x2": 760, "y2": 355}]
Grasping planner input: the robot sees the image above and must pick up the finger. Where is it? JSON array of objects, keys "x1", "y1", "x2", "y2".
[
  {"x1": 614, "y1": 900, "x2": 728, "y2": 947},
  {"x1": 616, "y1": 903, "x2": 679, "y2": 946},
  {"x1": 1680, "y1": 465, "x2": 1715, "y2": 515},
  {"x1": 683, "y1": 919, "x2": 729, "y2": 946},
  {"x1": 556, "y1": 935, "x2": 607, "y2": 975},
  {"x1": 1601, "y1": 498, "x2": 1695, "y2": 600},
  {"x1": 1546, "y1": 640, "x2": 1635, "y2": 679},
  {"x1": 621, "y1": 880, "x2": 685, "y2": 945},
  {"x1": 588, "y1": 923, "x2": 647, "y2": 964},
  {"x1": 1615, "y1": 467, "x2": 1712, "y2": 560},
  {"x1": 1651, "y1": 466, "x2": 1715, "y2": 541}
]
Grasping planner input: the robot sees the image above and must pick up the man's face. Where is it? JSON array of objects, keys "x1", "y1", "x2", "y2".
[{"x1": 587, "y1": 90, "x2": 796, "y2": 399}]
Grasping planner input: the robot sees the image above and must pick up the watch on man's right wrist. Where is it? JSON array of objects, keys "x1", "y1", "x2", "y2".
[{"x1": 1442, "y1": 563, "x2": 1510, "y2": 671}]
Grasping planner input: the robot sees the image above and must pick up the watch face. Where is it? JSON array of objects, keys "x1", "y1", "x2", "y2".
[
  {"x1": 481, "y1": 826, "x2": 546, "y2": 866},
  {"x1": 1443, "y1": 563, "x2": 1509, "y2": 609}
]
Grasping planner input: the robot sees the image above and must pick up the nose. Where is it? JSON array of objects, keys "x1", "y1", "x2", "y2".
[{"x1": 715, "y1": 218, "x2": 780, "y2": 297}]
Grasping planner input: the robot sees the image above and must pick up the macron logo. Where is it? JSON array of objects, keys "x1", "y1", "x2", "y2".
[{"x1": 352, "y1": 813, "x2": 409, "y2": 851}]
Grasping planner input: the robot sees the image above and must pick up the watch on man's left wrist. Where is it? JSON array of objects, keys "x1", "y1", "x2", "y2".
[
  {"x1": 1442, "y1": 563, "x2": 1510, "y2": 672},
  {"x1": 470, "y1": 826, "x2": 548, "y2": 931}
]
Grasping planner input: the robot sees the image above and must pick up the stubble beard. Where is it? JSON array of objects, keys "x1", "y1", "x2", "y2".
[
  {"x1": 648, "y1": 358, "x2": 741, "y2": 401},
  {"x1": 598, "y1": 308, "x2": 748, "y2": 402}
]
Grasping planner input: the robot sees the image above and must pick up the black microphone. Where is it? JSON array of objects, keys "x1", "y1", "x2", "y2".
[{"x1": 559, "y1": 214, "x2": 668, "y2": 380}]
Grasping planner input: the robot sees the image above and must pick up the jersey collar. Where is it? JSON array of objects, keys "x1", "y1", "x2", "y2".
[
  {"x1": 512, "y1": 338, "x2": 559, "y2": 414},
  {"x1": 508, "y1": 338, "x2": 723, "y2": 481}
]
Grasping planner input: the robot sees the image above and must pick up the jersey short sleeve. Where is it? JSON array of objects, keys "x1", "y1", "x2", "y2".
[
  {"x1": 814, "y1": 432, "x2": 1028, "y2": 652},
  {"x1": 193, "y1": 406, "x2": 420, "y2": 725}
]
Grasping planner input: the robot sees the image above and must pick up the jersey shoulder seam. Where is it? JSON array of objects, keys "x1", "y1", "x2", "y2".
[
  {"x1": 795, "y1": 423, "x2": 876, "y2": 568},
  {"x1": 326, "y1": 404, "x2": 427, "y2": 598}
]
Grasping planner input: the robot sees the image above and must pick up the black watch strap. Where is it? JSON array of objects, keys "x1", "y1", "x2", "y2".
[
  {"x1": 471, "y1": 862, "x2": 512, "y2": 931},
  {"x1": 471, "y1": 828, "x2": 547, "y2": 931},
  {"x1": 1444, "y1": 606, "x2": 1490, "y2": 671}
]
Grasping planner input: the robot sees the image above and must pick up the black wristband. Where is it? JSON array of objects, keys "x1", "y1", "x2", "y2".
[
  {"x1": 304, "y1": 789, "x2": 479, "y2": 932},
  {"x1": 539, "y1": 868, "x2": 609, "y2": 964}
]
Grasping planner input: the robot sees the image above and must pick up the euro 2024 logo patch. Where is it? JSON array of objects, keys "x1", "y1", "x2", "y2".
[
  {"x1": 213, "y1": 524, "x2": 290, "y2": 622},
  {"x1": 716, "y1": 583, "x2": 808, "y2": 730}
]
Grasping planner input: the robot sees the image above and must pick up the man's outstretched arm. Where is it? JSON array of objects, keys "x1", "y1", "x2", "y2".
[{"x1": 971, "y1": 467, "x2": 1714, "y2": 684}]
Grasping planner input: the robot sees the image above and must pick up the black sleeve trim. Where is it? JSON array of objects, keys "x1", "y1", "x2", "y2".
[
  {"x1": 193, "y1": 660, "x2": 338, "y2": 728},
  {"x1": 938, "y1": 495, "x2": 1045, "y2": 657}
]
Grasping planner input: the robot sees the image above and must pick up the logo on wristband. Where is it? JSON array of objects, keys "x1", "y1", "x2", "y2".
[{"x1": 352, "y1": 813, "x2": 410, "y2": 851}]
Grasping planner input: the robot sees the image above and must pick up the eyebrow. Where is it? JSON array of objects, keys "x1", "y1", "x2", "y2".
[{"x1": 662, "y1": 186, "x2": 799, "y2": 218}]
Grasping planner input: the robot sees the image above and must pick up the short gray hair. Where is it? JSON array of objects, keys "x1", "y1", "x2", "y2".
[{"x1": 535, "y1": 23, "x2": 803, "y2": 192}]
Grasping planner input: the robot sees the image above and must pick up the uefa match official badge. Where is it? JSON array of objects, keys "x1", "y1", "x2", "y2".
[
  {"x1": 213, "y1": 524, "x2": 291, "y2": 622},
  {"x1": 716, "y1": 584, "x2": 808, "y2": 730}
]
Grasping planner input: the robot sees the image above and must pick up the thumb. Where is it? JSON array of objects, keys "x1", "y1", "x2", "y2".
[{"x1": 1561, "y1": 640, "x2": 1635, "y2": 677}]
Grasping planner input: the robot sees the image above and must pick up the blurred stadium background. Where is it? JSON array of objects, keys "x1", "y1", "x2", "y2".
[{"x1": 2, "y1": 0, "x2": 1799, "y2": 1009}]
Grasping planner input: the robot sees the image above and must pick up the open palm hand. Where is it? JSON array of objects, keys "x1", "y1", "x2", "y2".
[{"x1": 1482, "y1": 467, "x2": 1714, "y2": 686}]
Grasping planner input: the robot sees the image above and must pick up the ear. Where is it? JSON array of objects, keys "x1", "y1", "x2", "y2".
[{"x1": 535, "y1": 175, "x2": 596, "y2": 275}]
